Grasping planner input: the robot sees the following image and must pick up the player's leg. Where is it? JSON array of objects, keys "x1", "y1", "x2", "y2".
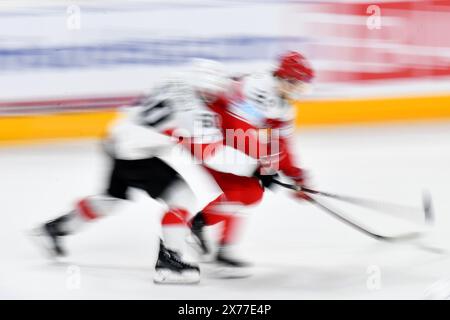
[
  {"x1": 30, "y1": 158, "x2": 128, "y2": 257},
  {"x1": 190, "y1": 172, "x2": 264, "y2": 254},
  {"x1": 137, "y1": 157, "x2": 202, "y2": 284},
  {"x1": 189, "y1": 173, "x2": 264, "y2": 277},
  {"x1": 189, "y1": 195, "x2": 240, "y2": 257},
  {"x1": 161, "y1": 207, "x2": 190, "y2": 254}
]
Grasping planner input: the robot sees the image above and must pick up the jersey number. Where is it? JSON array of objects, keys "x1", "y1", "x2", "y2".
[
  {"x1": 141, "y1": 99, "x2": 172, "y2": 127},
  {"x1": 197, "y1": 113, "x2": 219, "y2": 129}
]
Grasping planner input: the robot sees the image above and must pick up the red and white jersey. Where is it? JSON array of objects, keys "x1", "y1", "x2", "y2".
[
  {"x1": 209, "y1": 72, "x2": 303, "y2": 179},
  {"x1": 231, "y1": 72, "x2": 295, "y2": 137}
]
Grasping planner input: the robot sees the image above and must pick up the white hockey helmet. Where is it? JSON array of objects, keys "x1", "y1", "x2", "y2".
[
  {"x1": 189, "y1": 58, "x2": 230, "y2": 97},
  {"x1": 242, "y1": 73, "x2": 286, "y2": 120}
]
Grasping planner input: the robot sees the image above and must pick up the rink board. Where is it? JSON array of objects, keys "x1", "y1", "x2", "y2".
[{"x1": 1, "y1": 94, "x2": 450, "y2": 144}]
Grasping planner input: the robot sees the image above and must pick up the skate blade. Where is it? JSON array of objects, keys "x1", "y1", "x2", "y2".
[
  {"x1": 209, "y1": 265, "x2": 252, "y2": 279},
  {"x1": 153, "y1": 269, "x2": 200, "y2": 285}
]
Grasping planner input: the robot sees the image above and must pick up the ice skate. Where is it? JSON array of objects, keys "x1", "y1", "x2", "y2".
[
  {"x1": 29, "y1": 215, "x2": 70, "y2": 258},
  {"x1": 211, "y1": 245, "x2": 252, "y2": 279},
  {"x1": 153, "y1": 240, "x2": 201, "y2": 284}
]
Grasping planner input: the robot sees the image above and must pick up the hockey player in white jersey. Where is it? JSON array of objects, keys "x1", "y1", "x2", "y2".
[{"x1": 31, "y1": 59, "x2": 231, "y2": 284}]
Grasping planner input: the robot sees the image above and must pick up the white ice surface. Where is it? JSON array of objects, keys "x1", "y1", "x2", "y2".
[{"x1": 1, "y1": 121, "x2": 450, "y2": 299}]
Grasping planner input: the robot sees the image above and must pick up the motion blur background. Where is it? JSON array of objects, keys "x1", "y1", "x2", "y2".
[
  {"x1": 1, "y1": 0, "x2": 450, "y2": 299},
  {"x1": 1, "y1": 0, "x2": 449, "y2": 142}
]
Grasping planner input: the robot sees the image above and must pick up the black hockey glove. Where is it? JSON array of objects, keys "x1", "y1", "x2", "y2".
[{"x1": 254, "y1": 171, "x2": 279, "y2": 189}]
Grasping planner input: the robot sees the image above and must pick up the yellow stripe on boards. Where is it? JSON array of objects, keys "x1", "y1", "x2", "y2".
[
  {"x1": 0, "y1": 111, "x2": 119, "y2": 144},
  {"x1": 294, "y1": 95, "x2": 450, "y2": 126},
  {"x1": 1, "y1": 95, "x2": 450, "y2": 145}
]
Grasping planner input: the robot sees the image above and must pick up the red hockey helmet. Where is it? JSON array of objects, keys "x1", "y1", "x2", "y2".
[{"x1": 274, "y1": 51, "x2": 314, "y2": 83}]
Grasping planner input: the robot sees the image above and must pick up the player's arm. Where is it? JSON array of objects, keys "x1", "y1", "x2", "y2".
[
  {"x1": 105, "y1": 83, "x2": 183, "y2": 160},
  {"x1": 255, "y1": 119, "x2": 309, "y2": 198}
]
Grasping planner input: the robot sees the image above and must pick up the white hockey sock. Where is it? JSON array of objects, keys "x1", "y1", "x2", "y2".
[
  {"x1": 61, "y1": 210, "x2": 88, "y2": 234},
  {"x1": 59, "y1": 195, "x2": 122, "y2": 234},
  {"x1": 162, "y1": 225, "x2": 188, "y2": 254}
]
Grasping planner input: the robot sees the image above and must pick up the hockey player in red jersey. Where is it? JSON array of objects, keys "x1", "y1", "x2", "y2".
[{"x1": 185, "y1": 51, "x2": 315, "y2": 277}]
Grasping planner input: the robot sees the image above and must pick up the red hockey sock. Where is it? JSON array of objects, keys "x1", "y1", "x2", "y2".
[
  {"x1": 202, "y1": 210, "x2": 239, "y2": 245},
  {"x1": 200, "y1": 195, "x2": 228, "y2": 226}
]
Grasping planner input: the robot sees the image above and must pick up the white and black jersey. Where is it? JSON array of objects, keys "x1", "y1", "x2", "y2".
[
  {"x1": 106, "y1": 78, "x2": 223, "y2": 161},
  {"x1": 103, "y1": 77, "x2": 223, "y2": 212},
  {"x1": 135, "y1": 80, "x2": 222, "y2": 144}
]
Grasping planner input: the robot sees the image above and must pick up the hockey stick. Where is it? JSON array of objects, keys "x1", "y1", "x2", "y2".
[
  {"x1": 272, "y1": 179, "x2": 434, "y2": 225},
  {"x1": 272, "y1": 179, "x2": 433, "y2": 241},
  {"x1": 306, "y1": 195, "x2": 424, "y2": 241}
]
